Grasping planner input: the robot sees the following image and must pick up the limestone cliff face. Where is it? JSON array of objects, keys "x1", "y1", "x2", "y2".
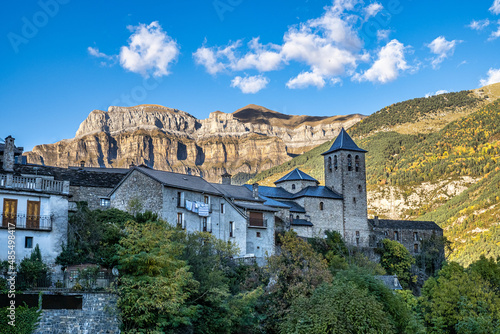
[{"x1": 25, "y1": 104, "x2": 364, "y2": 183}]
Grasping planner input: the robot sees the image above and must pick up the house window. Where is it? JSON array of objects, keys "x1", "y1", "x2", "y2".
[
  {"x1": 26, "y1": 200, "x2": 41, "y2": 229},
  {"x1": 177, "y1": 213, "x2": 184, "y2": 229},
  {"x1": 296, "y1": 215, "x2": 300, "y2": 219},
  {"x1": 25, "y1": 237, "x2": 33, "y2": 248},
  {"x1": 414, "y1": 232, "x2": 418, "y2": 241},
  {"x1": 394, "y1": 231, "x2": 399, "y2": 241},
  {"x1": 355, "y1": 155, "x2": 360, "y2": 172},
  {"x1": 204, "y1": 195, "x2": 209, "y2": 204},
  {"x1": 347, "y1": 154, "x2": 352, "y2": 171},
  {"x1": 319, "y1": 202, "x2": 324, "y2": 210},
  {"x1": 353, "y1": 197, "x2": 356, "y2": 204},
  {"x1": 249, "y1": 211, "x2": 264, "y2": 227},
  {"x1": 384, "y1": 231, "x2": 388, "y2": 236},
  {"x1": 358, "y1": 185, "x2": 362, "y2": 193},
  {"x1": 414, "y1": 244, "x2": 419, "y2": 253},
  {"x1": 202, "y1": 217, "x2": 208, "y2": 232},
  {"x1": 177, "y1": 192, "x2": 185, "y2": 208},
  {"x1": 292, "y1": 184, "x2": 296, "y2": 190},
  {"x1": 256, "y1": 232, "x2": 261, "y2": 238},
  {"x1": 100, "y1": 198, "x2": 110, "y2": 208},
  {"x1": 356, "y1": 231, "x2": 360, "y2": 237},
  {"x1": 229, "y1": 221, "x2": 234, "y2": 237},
  {"x1": 2, "y1": 198, "x2": 18, "y2": 228},
  {"x1": 328, "y1": 157, "x2": 332, "y2": 172},
  {"x1": 334, "y1": 155, "x2": 338, "y2": 170},
  {"x1": 356, "y1": 231, "x2": 360, "y2": 246},
  {"x1": 221, "y1": 203, "x2": 225, "y2": 214}
]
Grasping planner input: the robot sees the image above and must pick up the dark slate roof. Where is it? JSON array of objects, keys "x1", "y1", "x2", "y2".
[
  {"x1": 375, "y1": 275, "x2": 403, "y2": 290},
  {"x1": 67, "y1": 166, "x2": 130, "y2": 174},
  {"x1": 235, "y1": 202, "x2": 279, "y2": 212},
  {"x1": 134, "y1": 167, "x2": 221, "y2": 195},
  {"x1": 322, "y1": 127, "x2": 367, "y2": 155},
  {"x1": 291, "y1": 219, "x2": 313, "y2": 226},
  {"x1": 260, "y1": 195, "x2": 292, "y2": 208},
  {"x1": 244, "y1": 184, "x2": 294, "y2": 199},
  {"x1": 369, "y1": 218, "x2": 442, "y2": 231},
  {"x1": 277, "y1": 200, "x2": 306, "y2": 213},
  {"x1": 275, "y1": 168, "x2": 319, "y2": 184},
  {"x1": 293, "y1": 186, "x2": 343, "y2": 200},
  {"x1": 211, "y1": 183, "x2": 264, "y2": 203},
  {"x1": 11, "y1": 164, "x2": 127, "y2": 188}
]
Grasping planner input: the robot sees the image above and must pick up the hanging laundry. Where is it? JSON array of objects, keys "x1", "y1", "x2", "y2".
[
  {"x1": 185, "y1": 200, "x2": 193, "y2": 211},
  {"x1": 198, "y1": 203, "x2": 210, "y2": 217}
]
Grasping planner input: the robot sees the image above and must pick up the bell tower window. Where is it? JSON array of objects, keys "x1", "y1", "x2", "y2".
[
  {"x1": 355, "y1": 155, "x2": 360, "y2": 172},
  {"x1": 347, "y1": 154, "x2": 352, "y2": 171},
  {"x1": 328, "y1": 157, "x2": 332, "y2": 172},
  {"x1": 334, "y1": 155, "x2": 338, "y2": 170},
  {"x1": 292, "y1": 184, "x2": 296, "y2": 190}
]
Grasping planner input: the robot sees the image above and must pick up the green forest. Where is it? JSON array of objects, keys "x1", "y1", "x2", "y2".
[{"x1": 4, "y1": 207, "x2": 500, "y2": 333}]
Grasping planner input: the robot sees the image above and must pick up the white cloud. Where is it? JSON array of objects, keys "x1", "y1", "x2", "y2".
[
  {"x1": 231, "y1": 75, "x2": 269, "y2": 93},
  {"x1": 490, "y1": 0, "x2": 500, "y2": 14},
  {"x1": 377, "y1": 29, "x2": 391, "y2": 41},
  {"x1": 488, "y1": 21, "x2": 500, "y2": 40},
  {"x1": 353, "y1": 39, "x2": 409, "y2": 83},
  {"x1": 468, "y1": 19, "x2": 490, "y2": 30},
  {"x1": 193, "y1": 38, "x2": 282, "y2": 75},
  {"x1": 480, "y1": 68, "x2": 500, "y2": 86},
  {"x1": 425, "y1": 89, "x2": 449, "y2": 98},
  {"x1": 363, "y1": 3, "x2": 383, "y2": 20},
  {"x1": 119, "y1": 21, "x2": 179, "y2": 78},
  {"x1": 88, "y1": 47, "x2": 112, "y2": 59},
  {"x1": 286, "y1": 71, "x2": 326, "y2": 89},
  {"x1": 426, "y1": 36, "x2": 460, "y2": 69}
]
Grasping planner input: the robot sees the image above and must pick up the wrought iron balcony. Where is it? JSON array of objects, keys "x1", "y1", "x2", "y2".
[
  {"x1": 1, "y1": 214, "x2": 53, "y2": 231},
  {"x1": 0, "y1": 174, "x2": 69, "y2": 195}
]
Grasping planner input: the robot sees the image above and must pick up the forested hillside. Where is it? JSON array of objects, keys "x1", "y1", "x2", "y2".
[{"x1": 250, "y1": 87, "x2": 500, "y2": 266}]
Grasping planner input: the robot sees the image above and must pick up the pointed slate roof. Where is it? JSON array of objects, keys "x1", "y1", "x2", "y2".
[
  {"x1": 274, "y1": 168, "x2": 319, "y2": 184},
  {"x1": 321, "y1": 128, "x2": 367, "y2": 155}
]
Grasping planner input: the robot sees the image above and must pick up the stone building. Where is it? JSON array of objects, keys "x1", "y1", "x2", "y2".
[
  {"x1": 1, "y1": 136, "x2": 69, "y2": 279},
  {"x1": 370, "y1": 217, "x2": 443, "y2": 255},
  {"x1": 109, "y1": 166, "x2": 277, "y2": 263}
]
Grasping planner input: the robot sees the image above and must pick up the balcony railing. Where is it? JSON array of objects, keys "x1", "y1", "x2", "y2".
[
  {"x1": 0, "y1": 174, "x2": 69, "y2": 195},
  {"x1": 248, "y1": 218, "x2": 267, "y2": 228},
  {"x1": 1, "y1": 214, "x2": 52, "y2": 231}
]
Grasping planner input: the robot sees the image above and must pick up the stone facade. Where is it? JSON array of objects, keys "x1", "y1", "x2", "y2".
[
  {"x1": 70, "y1": 186, "x2": 115, "y2": 211},
  {"x1": 110, "y1": 169, "x2": 163, "y2": 214},
  {"x1": 34, "y1": 293, "x2": 120, "y2": 334}
]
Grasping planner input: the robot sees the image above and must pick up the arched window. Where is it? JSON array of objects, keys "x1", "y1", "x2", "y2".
[
  {"x1": 334, "y1": 155, "x2": 338, "y2": 170},
  {"x1": 355, "y1": 155, "x2": 360, "y2": 172},
  {"x1": 296, "y1": 215, "x2": 299, "y2": 219},
  {"x1": 328, "y1": 156, "x2": 332, "y2": 172},
  {"x1": 291, "y1": 184, "x2": 296, "y2": 190},
  {"x1": 319, "y1": 202, "x2": 324, "y2": 210},
  {"x1": 347, "y1": 154, "x2": 352, "y2": 171}
]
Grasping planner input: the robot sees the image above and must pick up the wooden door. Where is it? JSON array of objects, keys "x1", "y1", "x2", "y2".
[
  {"x1": 2, "y1": 199, "x2": 17, "y2": 227},
  {"x1": 27, "y1": 200, "x2": 40, "y2": 229}
]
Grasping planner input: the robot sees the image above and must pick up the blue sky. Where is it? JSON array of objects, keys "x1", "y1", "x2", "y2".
[{"x1": 2, "y1": 0, "x2": 500, "y2": 150}]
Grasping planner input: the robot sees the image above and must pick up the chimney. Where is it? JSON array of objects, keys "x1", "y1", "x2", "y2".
[
  {"x1": 221, "y1": 172, "x2": 232, "y2": 185},
  {"x1": 3, "y1": 136, "x2": 15, "y2": 172},
  {"x1": 129, "y1": 162, "x2": 136, "y2": 169},
  {"x1": 374, "y1": 216, "x2": 379, "y2": 226},
  {"x1": 252, "y1": 183, "x2": 259, "y2": 199},
  {"x1": 79, "y1": 160, "x2": 85, "y2": 169}
]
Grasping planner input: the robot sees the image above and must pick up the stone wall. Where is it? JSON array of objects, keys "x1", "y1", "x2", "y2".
[
  {"x1": 34, "y1": 293, "x2": 120, "y2": 334},
  {"x1": 110, "y1": 169, "x2": 163, "y2": 213},
  {"x1": 70, "y1": 186, "x2": 114, "y2": 210}
]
